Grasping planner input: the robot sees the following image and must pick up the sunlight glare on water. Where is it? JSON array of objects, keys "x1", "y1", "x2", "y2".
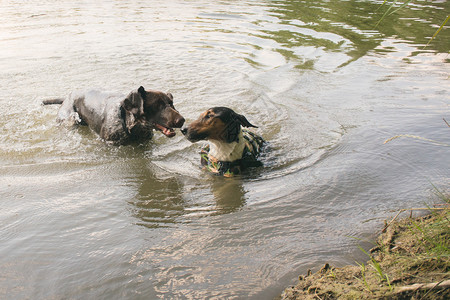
[{"x1": 0, "y1": 0, "x2": 449, "y2": 299}]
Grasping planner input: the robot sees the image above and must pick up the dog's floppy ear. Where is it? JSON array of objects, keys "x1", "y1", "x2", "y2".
[
  {"x1": 137, "y1": 86, "x2": 147, "y2": 100},
  {"x1": 121, "y1": 88, "x2": 145, "y2": 133},
  {"x1": 235, "y1": 113, "x2": 258, "y2": 128},
  {"x1": 223, "y1": 112, "x2": 257, "y2": 143}
]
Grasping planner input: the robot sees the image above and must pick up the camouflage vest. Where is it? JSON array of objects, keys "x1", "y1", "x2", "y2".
[{"x1": 200, "y1": 129, "x2": 265, "y2": 177}]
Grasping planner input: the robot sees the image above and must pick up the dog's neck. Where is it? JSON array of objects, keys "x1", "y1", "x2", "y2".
[{"x1": 208, "y1": 130, "x2": 245, "y2": 162}]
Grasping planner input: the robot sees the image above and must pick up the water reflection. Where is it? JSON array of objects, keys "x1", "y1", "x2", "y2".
[
  {"x1": 209, "y1": 177, "x2": 246, "y2": 214},
  {"x1": 254, "y1": 0, "x2": 449, "y2": 70},
  {"x1": 129, "y1": 161, "x2": 248, "y2": 227},
  {"x1": 129, "y1": 163, "x2": 185, "y2": 228}
]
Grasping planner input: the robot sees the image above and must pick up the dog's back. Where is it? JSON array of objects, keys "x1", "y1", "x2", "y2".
[{"x1": 73, "y1": 90, "x2": 124, "y2": 134}]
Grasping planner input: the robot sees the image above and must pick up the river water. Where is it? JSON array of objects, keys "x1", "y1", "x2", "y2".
[{"x1": 1, "y1": 0, "x2": 449, "y2": 299}]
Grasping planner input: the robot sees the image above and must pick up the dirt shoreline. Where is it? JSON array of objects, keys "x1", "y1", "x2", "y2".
[{"x1": 280, "y1": 207, "x2": 450, "y2": 299}]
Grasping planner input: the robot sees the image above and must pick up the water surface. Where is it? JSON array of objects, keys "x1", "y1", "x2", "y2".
[{"x1": 1, "y1": 0, "x2": 449, "y2": 299}]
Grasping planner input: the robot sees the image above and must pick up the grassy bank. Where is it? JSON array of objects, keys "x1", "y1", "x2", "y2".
[{"x1": 281, "y1": 199, "x2": 450, "y2": 299}]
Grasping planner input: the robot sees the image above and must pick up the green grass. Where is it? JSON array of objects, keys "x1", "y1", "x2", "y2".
[{"x1": 281, "y1": 193, "x2": 450, "y2": 299}]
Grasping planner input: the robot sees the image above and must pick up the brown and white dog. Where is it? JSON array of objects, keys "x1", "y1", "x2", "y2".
[
  {"x1": 182, "y1": 107, "x2": 264, "y2": 176},
  {"x1": 43, "y1": 86, "x2": 185, "y2": 144}
]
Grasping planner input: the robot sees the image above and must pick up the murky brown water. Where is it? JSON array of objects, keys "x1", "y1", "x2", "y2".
[{"x1": 1, "y1": 0, "x2": 449, "y2": 298}]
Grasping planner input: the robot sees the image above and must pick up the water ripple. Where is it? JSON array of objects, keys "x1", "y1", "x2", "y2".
[{"x1": 1, "y1": 0, "x2": 449, "y2": 299}]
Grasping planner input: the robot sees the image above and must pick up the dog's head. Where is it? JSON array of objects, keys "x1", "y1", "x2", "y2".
[
  {"x1": 182, "y1": 107, "x2": 257, "y2": 143},
  {"x1": 121, "y1": 86, "x2": 185, "y2": 137}
]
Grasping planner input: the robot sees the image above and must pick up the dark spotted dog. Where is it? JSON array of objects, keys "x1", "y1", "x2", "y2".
[
  {"x1": 182, "y1": 107, "x2": 264, "y2": 176},
  {"x1": 43, "y1": 86, "x2": 185, "y2": 145}
]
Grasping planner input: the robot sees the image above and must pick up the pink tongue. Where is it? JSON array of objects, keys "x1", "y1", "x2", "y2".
[
  {"x1": 162, "y1": 127, "x2": 175, "y2": 137},
  {"x1": 155, "y1": 123, "x2": 175, "y2": 137}
]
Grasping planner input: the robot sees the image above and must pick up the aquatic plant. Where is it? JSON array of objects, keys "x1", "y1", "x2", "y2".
[
  {"x1": 384, "y1": 119, "x2": 450, "y2": 146},
  {"x1": 376, "y1": 1, "x2": 449, "y2": 48},
  {"x1": 375, "y1": 0, "x2": 415, "y2": 28}
]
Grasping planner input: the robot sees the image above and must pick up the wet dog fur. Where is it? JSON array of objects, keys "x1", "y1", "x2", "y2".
[{"x1": 43, "y1": 86, "x2": 185, "y2": 144}]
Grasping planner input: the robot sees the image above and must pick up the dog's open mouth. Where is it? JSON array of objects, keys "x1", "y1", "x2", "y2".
[{"x1": 154, "y1": 123, "x2": 176, "y2": 138}]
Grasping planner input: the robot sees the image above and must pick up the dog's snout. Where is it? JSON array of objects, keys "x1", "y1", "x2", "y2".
[
  {"x1": 176, "y1": 116, "x2": 185, "y2": 128},
  {"x1": 181, "y1": 127, "x2": 188, "y2": 135}
]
